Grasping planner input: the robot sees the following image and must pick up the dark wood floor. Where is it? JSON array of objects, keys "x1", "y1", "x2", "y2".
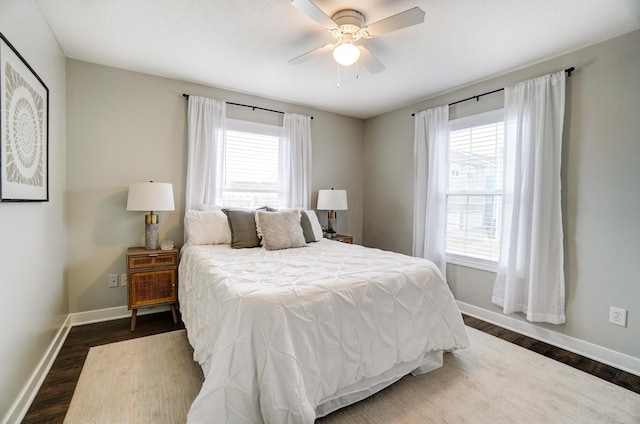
[
  {"x1": 22, "y1": 311, "x2": 185, "y2": 424},
  {"x1": 462, "y1": 315, "x2": 640, "y2": 394},
  {"x1": 22, "y1": 312, "x2": 639, "y2": 423}
]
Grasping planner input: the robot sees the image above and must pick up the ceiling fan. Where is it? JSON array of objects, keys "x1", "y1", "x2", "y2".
[{"x1": 289, "y1": 0, "x2": 425, "y2": 74}]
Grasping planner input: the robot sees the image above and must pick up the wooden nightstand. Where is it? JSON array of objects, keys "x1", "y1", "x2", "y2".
[
  {"x1": 126, "y1": 247, "x2": 179, "y2": 331},
  {"x1": 332, "y1": 234, "x2": 353, "y2": 244}
]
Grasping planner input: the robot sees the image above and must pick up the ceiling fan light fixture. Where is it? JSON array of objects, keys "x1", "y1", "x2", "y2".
[{"x1": 333, "y1": 42, "x2": 360, "y2": 66}]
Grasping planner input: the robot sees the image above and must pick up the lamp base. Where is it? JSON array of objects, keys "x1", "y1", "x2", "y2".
[
  {"x1": 145, "y1": 223, "x2": 159, "y2": 250},
  {"x1": 144, "y1": 213, "x2": 159, "y2": 250},
  {"x1": 327, "y1": 210, "x2": 337, "y2": 235}
]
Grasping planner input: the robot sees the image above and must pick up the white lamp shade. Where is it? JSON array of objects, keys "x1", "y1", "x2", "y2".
[
  {"x1": 317, "y1": 189, "x2": 348, "y2": 210},
  {"x1": 127, "y1": 182, "x2": 175, "y2": 211},
  {"x1": 333, "y1": 43, "x2": 360, "y2": 66}
]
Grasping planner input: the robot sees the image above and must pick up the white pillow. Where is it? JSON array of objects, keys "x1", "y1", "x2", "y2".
[
  {"x1": 199, "y1": 204, "x2": 222, "y2": 211},
  {"x1": 184, "y1": 210, "x2": 231, "y2": 245},
  {"x1": 305, "y1": 210, "x2": 324, "y2": 241}
]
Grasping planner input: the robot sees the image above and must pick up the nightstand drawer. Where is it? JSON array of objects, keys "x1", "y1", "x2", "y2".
[
  {"x1": 128, "y1": 269, "x2": 177, "y2": 308},
  {"x1": 128, "y1": 252, "x2": 177, "y2": 270}
]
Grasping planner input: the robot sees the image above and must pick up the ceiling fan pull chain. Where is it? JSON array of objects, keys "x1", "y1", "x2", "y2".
[
  {"x1": 355, "y1": 60, "x2": 359, "y2": 79},
  {"x1": 337, "y1": 64, "x2": 341, "y2": 88}
]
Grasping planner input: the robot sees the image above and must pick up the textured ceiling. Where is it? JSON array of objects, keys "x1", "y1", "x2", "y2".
[{"x1": 36, "y1": 0, "x2": 640, "y2": 119}]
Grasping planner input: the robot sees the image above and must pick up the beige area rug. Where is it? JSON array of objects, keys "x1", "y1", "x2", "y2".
[
  {"x1": 63, "y1": 331, "x2": 203, "y2": 424},
  {"x1": 64, "y1": 328, "x2": 640, "y2": 424}
]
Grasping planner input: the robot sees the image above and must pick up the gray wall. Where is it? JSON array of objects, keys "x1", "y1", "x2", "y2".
[
  {"x1": 363, "y1": 30, "x2": 640, "y2": 359},
  {"x1": 0, "y1": 0, "x2": 67, "y2": 419},
  {"x1": 66, "y1": 60, "x2": 364, "y2": 313}
]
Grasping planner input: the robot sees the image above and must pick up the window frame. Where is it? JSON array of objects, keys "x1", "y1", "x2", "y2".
[{"x1": 445, "y1": 109, "x2": 504, "y2": 272}]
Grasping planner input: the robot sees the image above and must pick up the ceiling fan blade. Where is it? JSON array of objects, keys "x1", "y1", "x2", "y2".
[
  {"x1": 289, "y1": 44, "x2": 334, "y2": 65},
  {"x1": 358, "y1": 46, "x2": 385, "y2": 74},
  {"x1": 291, "y1": 0, "x2": 337, "y2": 29},
  {"x1": 365, "y1": 7, "x2": 425, "y2": 37}
]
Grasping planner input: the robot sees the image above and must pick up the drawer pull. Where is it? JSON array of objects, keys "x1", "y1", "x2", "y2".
[{"x1": 148, "y1": 254, "x2": 159, "y2": 257}]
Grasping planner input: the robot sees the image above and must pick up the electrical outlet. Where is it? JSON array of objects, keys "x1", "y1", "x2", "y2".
[
  {"x1": 609, "y1": 306, "x2": 627, "y2": 327},
  {"x1": 120, "y1": 273, "x2": 127, "y2": 286},
  {"x1": 108, "y1": 274, "x2": 119, "y2": 288}
]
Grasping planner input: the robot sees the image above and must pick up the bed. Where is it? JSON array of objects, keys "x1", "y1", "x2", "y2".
[{"x1": 178, "y1": 209, "x2": 470, "y2": 423}]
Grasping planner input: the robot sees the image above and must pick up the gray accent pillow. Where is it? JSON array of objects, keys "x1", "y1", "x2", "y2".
[
  {"x1": 300, "y1": 210, "x2": 317, "y2": 243},
  {"x1": 222, "y1": 208, "x2": 261, "y2": 249},
  {"x1": 255, "y1": 210, "x2": 307, "y2": 251}
]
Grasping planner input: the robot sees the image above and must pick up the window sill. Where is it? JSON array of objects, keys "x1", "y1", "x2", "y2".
[{"x1": 446, "y1": 254, "x2": 497, "y2": 273}]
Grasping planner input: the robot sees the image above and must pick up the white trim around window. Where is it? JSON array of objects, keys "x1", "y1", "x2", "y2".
[{"x1": 446, "y1": 253, "x2": 497, "y2": 273}]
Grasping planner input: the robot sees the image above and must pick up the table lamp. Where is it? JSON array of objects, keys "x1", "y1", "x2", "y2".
[
  {"x1": 127, "y1": 181, "x2": 175, "y2": 250},
  {"x1": 317, "y1": 188, "x2": 348, "y2": 238}
]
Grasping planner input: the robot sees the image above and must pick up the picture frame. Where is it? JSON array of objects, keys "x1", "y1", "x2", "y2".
[{"x1": 0, "y1": 32, "x2": 49, "y2": 202}]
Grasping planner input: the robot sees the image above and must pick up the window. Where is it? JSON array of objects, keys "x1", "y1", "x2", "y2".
[
  {"x1": 446, "y1": 110, "x2": 504, "y2": 269},
  {"x1": 466, "y1": 166, "x2": 475, "y2": 179},
  {"x1": 450, "y1": 164, "x2": 460, "y2": 177},
  {"x1": 221, "y1": 119, "x2": 283, "y2": 209}
]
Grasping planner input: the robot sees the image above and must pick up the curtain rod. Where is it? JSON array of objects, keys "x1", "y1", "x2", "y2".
[
  {"x1": 411, "y1": 67, "x2": 575, "y2": 116},
  {"x1": 182, "y1": 94, "x2": 313, "y2": 119}
]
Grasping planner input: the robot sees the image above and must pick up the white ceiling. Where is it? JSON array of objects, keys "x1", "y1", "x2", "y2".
[{"x1": 36, "y1": 0, "x2": 640, "y2": 119}]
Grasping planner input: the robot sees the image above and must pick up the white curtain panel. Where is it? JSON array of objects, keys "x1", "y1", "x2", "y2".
[
  {"x1": 412, "y1": 105, "x2": 449, "y2": 278},
  {"x1": 281, "y1": 113, "x2": 312, "y2": 209},
  {"x1": 185, "y1": 96, "x2": 226, "y2": 211},
  {"x1": 492, "y1": 71, "x2": 567, "y2": 324}
]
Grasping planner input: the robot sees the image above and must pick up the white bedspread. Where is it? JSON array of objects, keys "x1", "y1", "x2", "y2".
[{"x1": 179, "y1": 240, "x2": 469, "y2": 423}]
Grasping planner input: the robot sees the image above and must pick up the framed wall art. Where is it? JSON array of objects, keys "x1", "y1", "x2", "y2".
[{"x1": 0, "y1": 32, "x2": 49, "y2": 202}]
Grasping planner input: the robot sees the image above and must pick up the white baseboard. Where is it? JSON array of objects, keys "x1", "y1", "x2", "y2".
[
  {"x1": 69, "y1": 304, "x2": 171, "y2": 326},
  {"x1": 457, "y1": 301, "x2": 640, "y2": 377},
  {"x1": 4, "y1": 305, "x2": 172, "y2": 424},
  {"x1": 3, "y1": 315, "x2": 72, "y2": 424}
]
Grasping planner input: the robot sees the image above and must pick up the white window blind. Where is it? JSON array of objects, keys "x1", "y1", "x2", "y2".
[
  {"x1": 446, "y1": 110, "x2": 504, "y2": 267},
  {"x1": 221, "y1": 119, "x2": 283, "y2": 209}
]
